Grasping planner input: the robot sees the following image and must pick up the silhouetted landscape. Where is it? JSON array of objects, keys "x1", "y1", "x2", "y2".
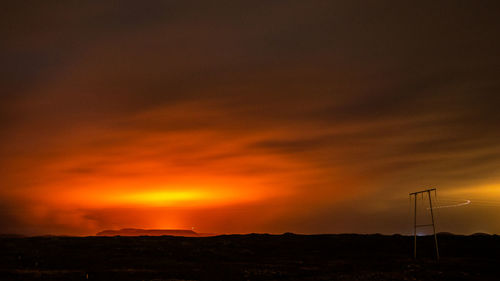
[
  {"x1": 2, "y1": 1, "x2": 500, "y2": 280},
  {"x1": 1, "y1": 233, "x2": 499, "y2": 280},
  {"x1": 97, "y1": 228, "x2": 201, "y2": 237}
]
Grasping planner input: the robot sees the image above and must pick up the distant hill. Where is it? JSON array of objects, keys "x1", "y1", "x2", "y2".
[
  {"x1": 437, "y1": 232, "x2": 456, "y2": 236},
  {"x1": 471, "y1": 232, "x2": 491, "y2": 236},
  {"x1": 96, "y1": 228, "x2": 199, "y2": 237}
]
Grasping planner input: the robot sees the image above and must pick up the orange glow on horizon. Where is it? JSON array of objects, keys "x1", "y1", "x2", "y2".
[{"x1": 47, "y1": 184, "x2": 284, "y2": 208}]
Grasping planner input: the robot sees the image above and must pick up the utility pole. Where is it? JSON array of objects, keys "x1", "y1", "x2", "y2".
[{"x1": 409, "y1": 188, "x2": 439, "y2": 261}]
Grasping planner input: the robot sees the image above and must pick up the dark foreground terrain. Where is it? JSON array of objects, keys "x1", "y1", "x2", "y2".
[{"x1": 0, "y1": 233, "x2": 499, "y2": 280}]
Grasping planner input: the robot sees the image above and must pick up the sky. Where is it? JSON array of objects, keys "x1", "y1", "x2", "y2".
[{"x1": 1, "y1": 1, "x2": 500, "y2": 236}]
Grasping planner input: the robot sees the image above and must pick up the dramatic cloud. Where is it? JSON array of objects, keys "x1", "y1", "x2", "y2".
[{"x1": 1, "y1": 1, "x2": 499, "y2": 235}]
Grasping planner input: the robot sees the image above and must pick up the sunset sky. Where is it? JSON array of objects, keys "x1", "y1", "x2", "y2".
[{"x1": 1, "y1": 1, "x2": 500, "y2": 236}]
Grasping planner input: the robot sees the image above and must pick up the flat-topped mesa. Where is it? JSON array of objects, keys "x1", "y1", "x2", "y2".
[{"x1": 96, "y1": 228, "x2": 198, "y2": 237}]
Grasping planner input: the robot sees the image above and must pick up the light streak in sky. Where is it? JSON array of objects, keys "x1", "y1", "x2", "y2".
[{"x1": 429, "y1": 199, "x2": 471, "y2": 209}]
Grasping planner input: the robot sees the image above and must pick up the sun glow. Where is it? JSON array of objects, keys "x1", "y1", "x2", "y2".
[
  {"x1": 117, "y1": 190, "x2": 212, "y2": 205},
  {"x1": 93, "y1": 186, "x2": 268, "y2": 207}
]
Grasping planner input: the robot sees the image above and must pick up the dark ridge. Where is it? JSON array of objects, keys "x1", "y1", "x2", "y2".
[
  {"x1": 471, "y1": 232, "x2": 491, "y2": 236},
  {"x1": 436, "y1": 232, "x2": 456, "y2": 236},
  {"x1": 96, "y1": 228, "x2": 198, "y2": 237}
]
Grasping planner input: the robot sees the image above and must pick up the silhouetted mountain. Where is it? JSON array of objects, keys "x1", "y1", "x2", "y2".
[
  {"x1": 437, "y1": 232, "x2": 456, "y2": 236},
  {"x1": 96, "y1": 228, "x2": 198, "y2": 237},
  {"x1": 471, "y1": 232, "x2": 491, "y2": 236}
]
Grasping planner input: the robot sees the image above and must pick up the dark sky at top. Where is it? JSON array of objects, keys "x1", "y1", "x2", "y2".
[{"x1": 1, "y1": 1, "x2": 500, "y2": 235}]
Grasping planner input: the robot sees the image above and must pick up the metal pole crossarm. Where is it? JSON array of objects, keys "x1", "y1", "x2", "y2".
[
  {"x1": 415, "y1": 224, "x2": 434, "y2": 227},
  {"x1": 409, "y1": 188, "x2": 436, "y2": 195}
]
